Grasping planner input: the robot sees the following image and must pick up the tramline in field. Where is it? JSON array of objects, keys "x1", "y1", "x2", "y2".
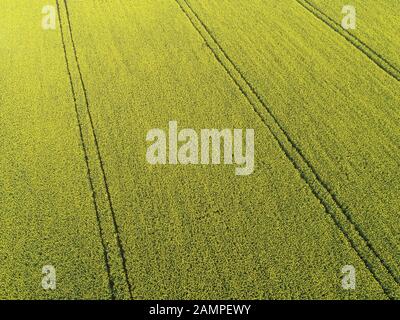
[{"x1": 1, "y1": 0, "x2": 399, "y2": 300}]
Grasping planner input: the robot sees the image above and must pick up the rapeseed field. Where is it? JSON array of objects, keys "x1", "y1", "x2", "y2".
[{"x1": 1, "y1": 0, "x2": 398, "y2": 300}]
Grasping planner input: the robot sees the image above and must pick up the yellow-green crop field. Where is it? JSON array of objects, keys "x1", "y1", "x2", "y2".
[{"x1": 1, "y1": 0, "x2": 399, "y2": 300}]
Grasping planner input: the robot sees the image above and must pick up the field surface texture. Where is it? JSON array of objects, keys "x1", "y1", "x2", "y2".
[{"x1": 1, "y1": 0, "x2": 399, "y2": 299}]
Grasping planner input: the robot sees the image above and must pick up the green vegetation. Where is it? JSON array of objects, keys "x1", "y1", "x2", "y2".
[
  {"x1": 1, "y1": 0, "x2": 398, "y2": 299},
  {"x1": 0, "y1": 0, "x2": 110, "y2": 299},
  {"x1": 184, "y1": 0, "x2": 400, "y2": 298},
  {"x1": 309, "y1": 0, "x2": 400, "y2": 70}
]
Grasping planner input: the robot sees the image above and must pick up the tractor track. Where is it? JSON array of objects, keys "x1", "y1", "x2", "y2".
[
  {"x1": 296, "y1": 0, "x2": 400, "y2": 82},
  {"x1": 175, "y1": 0, "x2": 399, "y2": 299},
  {"x1": 56, "y1": 0, "x2": 133, "y2": 299},
  {"x1": 55, "y1": 0, "x2": 115, "y2": 299}
]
